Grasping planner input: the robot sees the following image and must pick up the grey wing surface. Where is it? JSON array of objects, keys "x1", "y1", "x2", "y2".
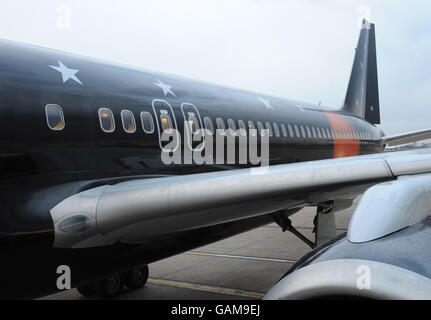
[{"x1": 50, "y1": 148, "x2": 431, "y2": 248}]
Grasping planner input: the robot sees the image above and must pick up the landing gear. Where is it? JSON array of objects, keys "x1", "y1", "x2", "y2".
[
  {"x1": 77, "y1": 265, "x2": 149, "y2": 299},
  {"x1": 77, "y1": 282, "x2": 96, "y2": 297},
  {"x1": 95, "y1": 274, "x2": 123, "y2": 299},
  {"x1": 122, "y1": 265, "x2": 149, "y2": 290},
  {"x1": 272, "y1": 199, "x2": 353, "y2": 248}
]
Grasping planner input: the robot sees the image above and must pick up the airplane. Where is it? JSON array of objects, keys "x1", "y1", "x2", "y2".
[{"x1": 1, "y1": 19, "x2": 431, "y2": 299}]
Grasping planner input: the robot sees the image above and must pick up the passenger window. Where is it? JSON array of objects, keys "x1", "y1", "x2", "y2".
[
  {"x1": 273, "y1": 123, "x2": 281, "y2": 137},
  {"x1": 216, "y1": 118, "x2": 226, "y2": 135},
  {"x1": 265, "y1": 122, "x2": 273, "y2": 137},
  {"x1": 121, "y1": 110, "x2": 136, "y2": 133},
  {"x1": 322, "y1": 128, "x2": 327, "y2": 138},
  {"x1": 204, "y1": 117, "x2": 214, "y2": 135},
  {"x1": 306, "y1": 126, "x2": 312, "y2": 138},
  {"x1": 160, "y1": 114, "x2": 173, "y2": 133},
  {"x1": 238, "y1": 120, "x2": 247, "y2": 136},
  {"x1": 317, "y1": 127, "x2": 322, "y2": 138},
  {"x1": 248, "y1": 121, "x2": 257, "y2": 136},
  {"x1": 311, "y1": 127, "x2": 317, "y2": 138},
  {"x1": 187, "y1": 112, "x2": 200, "y2": 134},
  {"x1": 140, "y1": 111, "x2": 155, "y2": 134},
  {"x1": 45, "y1": 104, "x2": 65, "y2": 131},
  {"x1": 300, "y1": 126, "x2": 306, "y2": 138},
  {"x1": 257, "y1": 121, "x2": 265, "y2": 136},
  {"x1": 228, "y1": 119, "x2": 237, "y2": 134},
  {"x1": 98, "y1": 108, "x2": 115, "y2": 133},
  {"x1": 294, "y1": 125, "x2": 300, "y2": 138},
  {"x1": 326, "y1": 128, "x2": 331, "y2": 138},
  {"x1": 280, "y1": 124, "x2": 288, "y2": 137},
  {"x1": 288, "y1": 124, "x2": 294, "y2": 138}
]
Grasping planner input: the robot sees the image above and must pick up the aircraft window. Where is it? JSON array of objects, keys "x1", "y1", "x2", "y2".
[
  {"x1": 204, "y1": 117, "x2": 214, "y2": 135},
  {"x1": 294, "y1": 125, "x2": 300, "y2": 138},
  {"x1": 288, "y1": 124, "x2": 294, "y2": 137},
  {"x1": 326, "y1": 128, "x2": 331, "y2": 138},
  {"x1": 317, "y1": 127, "x2": 322, "y2": 138},
  {"x1": 248, "y1": 121, "x2": 257, "y2": 136},
  {"x1": 140, "y1": 112, "x2": 155, "y2": 134},
  {"x1": 187, "y1": 112, "x2": 200, "y2": 134},
  {"x1": 342, "y1": 130, "x2": 347, "y2": 139},
  {"x1": 98, "y1": 108, "x2": 115, "y2": 133},
  {"x1": 238, "y1": 120, "x2": 247, "y2": 136},
  {"x1": 160, "y1": 114, "x2": 174, "y2": 133},
  {"x1": 306, "y1": 126, "x2": 312, "y2": 138},
  {"x1": 300, "y1": 126, "x2": 306, "y2": 138},
  {"x1": 273, "y1": 123, "x2": 281, "y2": 137},
  {"x1": 322, "y1": 128, "x2": 327, "y2": 138},
  {"x1": 216, "y1": 118, "x2": 226, "y2": 135},
  {"x1": 331, "y1": 129, "x2": 335, "y2": 138},
  {"x1": 45, "y1": 104, "x2": 65, "y2": 131},
  {"x1": 121, "y1": 110, "x2": 136, "y2": 133},
  {"x1": 280, "y1": 124, "x2": 288, "y2": 137},
  {"x1": 311, "y1": 127, "x2": 317, "y2": 138},
  {"x1": 265, "y1": 122, "x2": 273, "y2": 137},
  {"x1": 228, "y1": 119, "x2": 237, "y2": 134}
]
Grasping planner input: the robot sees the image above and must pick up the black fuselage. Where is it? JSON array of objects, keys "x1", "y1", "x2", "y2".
[{"x1": 0, "y1": 39, "x2": 382, "y2": 298}]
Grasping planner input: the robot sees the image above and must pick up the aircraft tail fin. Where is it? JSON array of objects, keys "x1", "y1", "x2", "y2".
[{"x1": 342, "y1": 20, "x2": 380, "y2": 124}]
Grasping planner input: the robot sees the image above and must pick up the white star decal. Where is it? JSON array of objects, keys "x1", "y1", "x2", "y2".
[
  {"x1": 257, "y1": 97, "x2": 274, "y2": 110},
  {"x1": 49, "y1": 61, "x2": 83, "y2": 85},
  {"x1": 154, "y1": 79, "x2": 176, "y2": 97}
]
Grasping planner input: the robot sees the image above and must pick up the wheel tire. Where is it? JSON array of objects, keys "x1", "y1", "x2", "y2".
[
  {"x1": 95, "y1": 274, "x2": 123, "y2": 299},
  {"x1": 122, "y1": 265, "x2": 149, "y2": 290},
  {"x1": 77, "y1": 282, "x2": 96, "y2": 297}
]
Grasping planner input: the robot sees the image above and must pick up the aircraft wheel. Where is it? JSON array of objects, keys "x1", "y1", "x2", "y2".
[
  {"x1": 122, "y1": 265, "x2": 149, "y2": 290},
  {"x1": 77, "y1": 282, "x2": 96, "y2": 297},
  {"x1": 95, "y1": 274, "x2": 123, "y2": 299}
]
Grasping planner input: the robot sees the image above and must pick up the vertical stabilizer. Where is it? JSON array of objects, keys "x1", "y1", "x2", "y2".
[{"x1": 342, "y1": 20, "x2": 380, "y2": 124}]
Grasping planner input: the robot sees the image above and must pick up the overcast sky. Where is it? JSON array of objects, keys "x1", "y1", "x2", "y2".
[{"x1": 0, "y1": 0, "x2": 430, "y2": 135}]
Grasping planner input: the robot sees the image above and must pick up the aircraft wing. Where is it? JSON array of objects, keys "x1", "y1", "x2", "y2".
[
  {"x1": 382, "y1": 128, "x2": 431, "y2": 146},
  {"x1": 50, "y1": 148, "x2": 431, "y2": 249}
]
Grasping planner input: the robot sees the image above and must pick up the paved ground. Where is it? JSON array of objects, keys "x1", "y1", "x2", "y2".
[{"x1": 42, "y1": 199, "x2": 357, "y2": 300}]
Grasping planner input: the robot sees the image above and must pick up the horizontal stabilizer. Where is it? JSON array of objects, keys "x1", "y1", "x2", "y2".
[{"x1": 382, "y1": 128, "x2": 431, "y2": 147}]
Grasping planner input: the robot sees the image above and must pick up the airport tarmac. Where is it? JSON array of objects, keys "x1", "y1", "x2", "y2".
[{"x1": 42, "y1": 200, "x2": 357, "y2": 300}]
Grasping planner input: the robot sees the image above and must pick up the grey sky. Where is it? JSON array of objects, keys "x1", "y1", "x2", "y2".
[{"x1": 0, "y1": 0, "x2": 430, "y2": 135}]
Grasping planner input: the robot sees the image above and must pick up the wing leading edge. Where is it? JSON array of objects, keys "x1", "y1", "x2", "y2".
[{"x1": 50, "y1": 149, "x2": 431, "y2": 248}]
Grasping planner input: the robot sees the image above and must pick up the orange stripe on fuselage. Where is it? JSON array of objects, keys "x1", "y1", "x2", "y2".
[{"x1": 325, "y1": 111, "x2": 360, "y2": 158}]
